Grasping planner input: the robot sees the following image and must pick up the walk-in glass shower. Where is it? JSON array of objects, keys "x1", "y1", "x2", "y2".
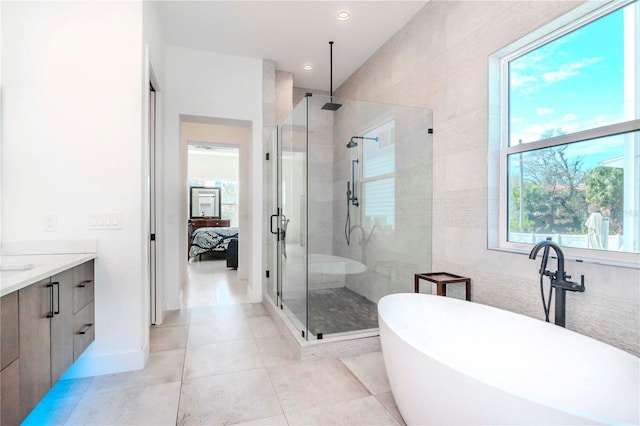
[{"x1": 267, "y1": 93, "x2": 433, "y2": 340}]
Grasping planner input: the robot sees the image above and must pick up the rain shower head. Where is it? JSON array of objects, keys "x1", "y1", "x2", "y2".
[
  {"x1": 322, "y1": 102, "x2": 342, "y2": 111},
  {"x1": 346, "y1": 138, "x2": 358, "y2": 148},
  {"x1": 321, "y1": 41, "x2": 343, "y2": 111}
]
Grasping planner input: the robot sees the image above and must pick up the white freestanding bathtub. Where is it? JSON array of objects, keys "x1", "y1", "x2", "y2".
[{"x1": 378, "y1": 293, "x2": 639, "y2": 425}]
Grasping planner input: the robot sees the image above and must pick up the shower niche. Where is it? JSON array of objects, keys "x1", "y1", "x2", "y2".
[{"x1": 266, "y1": 93, "x2": 433, "y2": 342}]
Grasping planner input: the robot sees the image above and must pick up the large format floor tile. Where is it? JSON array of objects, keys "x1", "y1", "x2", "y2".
[
  {"x1": 375, "y1": 392, "x2": 406, "y2": 426},
  {"x1": 285, "y1": 395, "x2": 400, "y2": 425},
  {"x1": 254, "y1": 335, "x2": 298, "y2": 367},
  {"x1": 247, "y1": 315, "x2": 280, "y2": 339},
  {"x1": 216, "y1": 282, "x2": 250, "y2": 305},
  {"x1": 184, "y1": 339, "x2": 264, "y2": 380},
  {"x1": 241, "y1": 302, "x2": 269, "y2": 318},
  {"x1": 341, "y1": 351, "x2": 391, "y2": 395},
  {"x1": 187, "y1": 317, "x2": 253, "y2": 346},
  {"x1": 177, "y1": 369, "x2": 283, "y2": 425},
  {"x1": 157, "y1": 309, "x2": 191, "y2": 328},
  {"x1": 22, "y1": 377, "x2": 94, "y2": 426},
  {"x1": 190, "y1": 304, "x2": 245, "y2": 323},
  {"x1": 86, "y1": 348, "x2": 185, "y2": 393},
  {"x1": 150, "y1": 324, "x2": 189, "y2": 352},
  {"x1": 65, "y1": 382, "x2": 181, "y2": 425},
  {"x1": 234, "y1": 414, "x2": 289, "y2": 426},
  {"x1": 267, "y1": 359, "x2": 370, "y2": 414}
]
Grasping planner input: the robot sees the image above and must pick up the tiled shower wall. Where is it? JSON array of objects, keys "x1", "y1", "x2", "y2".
[
  {"x1": 331, "y1": 102, "x2": 433, "y2": 303},
  {"x1": 307, "y1": 95, "x2": 335, "y2": 256},
  {"x1": 335, "y1": 1, "x2": 640, "y2": 356}
]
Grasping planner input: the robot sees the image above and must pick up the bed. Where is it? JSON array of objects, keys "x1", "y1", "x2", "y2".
[{"x1": 188, "y1": 219, "x2": 238, "y2": 263}]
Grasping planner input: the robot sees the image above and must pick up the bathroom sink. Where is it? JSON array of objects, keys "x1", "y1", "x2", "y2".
[{"x1": 0, "y1": 264, "x2": 38, "y2": 280}]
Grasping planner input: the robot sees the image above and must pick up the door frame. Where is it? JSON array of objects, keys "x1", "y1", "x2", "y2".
[{"x1": 147, "y1": 59, "x2": 163, "y2": 326}]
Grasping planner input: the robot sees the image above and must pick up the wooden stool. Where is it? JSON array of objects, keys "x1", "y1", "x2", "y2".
[{"x1": 414, "y1": 272, "x2": 471, "y2": 301}]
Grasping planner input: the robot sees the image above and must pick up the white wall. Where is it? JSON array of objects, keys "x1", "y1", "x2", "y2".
[
  {"x1": 163, "y1": 46, "x2": 263, "y2": 309},
  {"x1": 337, "y1": 0, "x2": 640, "y2": 356},
  {"x1": 142, "y1": 0, "x2": 166, "y2": 341},
  {"x1": 188, "y1": 151, "x2": 239, "y2": 182},
  {"x1": 0, "y1": 2, "x2": 3, "y2": 245},
  {"x1": 143, "y1": 1, "x2": 165, "y2": 88},
  {"x1": 1, "y1": 1, "x2": 147, "y2": 374}
]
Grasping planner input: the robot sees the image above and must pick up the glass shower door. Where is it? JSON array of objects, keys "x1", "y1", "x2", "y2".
[
  {"x1": 279, "y1": 97, "x2": 309, "y2": 339},
  {"x1": 266, "y1": 127, "x2": 280, "y2": 306}
]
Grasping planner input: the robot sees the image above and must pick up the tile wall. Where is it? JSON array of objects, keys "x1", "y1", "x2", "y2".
[
  {"x1": 335, "y1": 1, "x2": 640, "y2": 355},
  {"x1": 330, "y1": 100, "x2": 433, "y2": 303}
]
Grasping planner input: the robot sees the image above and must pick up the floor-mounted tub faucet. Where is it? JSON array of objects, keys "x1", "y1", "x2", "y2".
[{"x1": 529, "y1": 239, "x2": 585, "y2": 327}]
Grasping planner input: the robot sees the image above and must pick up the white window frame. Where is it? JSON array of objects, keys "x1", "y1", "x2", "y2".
[
  {"x1": 360, "y1": 120, "x2": 396, "y2": 229},
  {"x1": 489, "y1": 0, "x2": 640, "y2": 268}
]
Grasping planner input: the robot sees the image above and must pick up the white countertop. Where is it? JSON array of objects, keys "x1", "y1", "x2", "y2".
[{"x1": 0, "y1": 253, "x2": 97, "y2": 297}]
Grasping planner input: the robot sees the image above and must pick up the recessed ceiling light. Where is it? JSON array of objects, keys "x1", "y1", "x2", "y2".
[
  {"x1": 303, "y1": 64, "x2": 313, "y2": 71},
  {"x1": 337, "y1": 10, "x2": 350, "y2": 21}
]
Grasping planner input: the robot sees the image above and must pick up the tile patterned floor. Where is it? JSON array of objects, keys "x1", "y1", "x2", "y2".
[
  {"x1": 284, "y1": 287, "x2": 379, "y2": 335},
  {"x1": 24, "y1": 260, "x2": 405, "y2": 425}
]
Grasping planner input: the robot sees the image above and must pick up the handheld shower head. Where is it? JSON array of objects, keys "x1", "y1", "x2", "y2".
[{"x1": 346, "y1": 135, "x2": 378, "y2": 148}]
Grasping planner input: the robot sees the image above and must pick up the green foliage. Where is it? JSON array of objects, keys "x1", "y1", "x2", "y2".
[
  {"x1": 220, "y1": 180, "x2": 238, "y2": 204},
  {"x1": 585, "y1": 166, "x2": 624, "y2": 233},
  {"x1": 510, "y1": 124, "x2": 628, "y2": 244},
  {"x1": 520, "y1": 145, "x2": 587, "y2": 233},
  {"x1": 510, "y1": 132, "x2": 625, "y2": 238}
]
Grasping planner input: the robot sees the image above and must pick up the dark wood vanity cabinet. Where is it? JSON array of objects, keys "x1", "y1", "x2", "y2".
[
  {"x1": 73, "y1": 261, "x2": 94, "y2": 315},
  {"x1": 1, "y1": 292, "x2": 19, "y2": 370},
  {"x1": 0, "y1": 259, "x2": 95, "y2": 424},
  {"x1": 50, "y1": 268, "x2": 75, "y2": 384},
  {"x1": 72, "y1": 260, "x2": 95, "y2": 361},
  {"x1": 0, "y1": 358, "x2": 20, "y2": 426},
  {"x1": 18, "y1": 278, "x2": 53, "y2": 419},
  {"x1": 1, "y1": 291, "x2": 21, "y2": 426}
]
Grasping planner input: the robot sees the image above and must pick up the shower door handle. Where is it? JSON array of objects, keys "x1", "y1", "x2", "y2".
[{"x1": 270, "y1": 214, "x2": 279, "y2": 235}]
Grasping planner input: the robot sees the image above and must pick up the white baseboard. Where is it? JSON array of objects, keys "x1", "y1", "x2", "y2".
[
  {"x1": 248, "y1": 286, "x2": 262, "y2": 303},
  {"x1": 165, "y1": 296, "x2": 182, "y2": 311},
  {"x1": 61, "y1": 344, "x2": 149, "y2": 379}
]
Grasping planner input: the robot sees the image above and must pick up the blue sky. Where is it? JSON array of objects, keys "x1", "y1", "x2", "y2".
[{"x1": 509, "y1": 4, "x2": 628, "y2": 167}]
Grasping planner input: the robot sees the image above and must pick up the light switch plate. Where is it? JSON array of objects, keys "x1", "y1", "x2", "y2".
[{"x1": 89, "y1": 213, "x2": 122, "y2": 230}]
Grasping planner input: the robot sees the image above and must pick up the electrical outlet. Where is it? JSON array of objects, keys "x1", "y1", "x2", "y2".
[{"x1": 44, "y1": 214, "x2": 57, "y2": 232}]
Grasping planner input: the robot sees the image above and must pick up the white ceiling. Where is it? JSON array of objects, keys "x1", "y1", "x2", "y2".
[{"x1": 156, "y1": 1, "x2": 427, "y2": 91}]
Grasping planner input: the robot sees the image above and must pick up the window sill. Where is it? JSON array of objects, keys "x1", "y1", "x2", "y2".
[{"x1": 488, "y1": 245, "x2": 640, "y2": 270}]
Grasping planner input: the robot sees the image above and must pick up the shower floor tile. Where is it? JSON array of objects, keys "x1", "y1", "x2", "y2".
[{"x1": 284, "y1": 287, "x2": 378, "y2": 335}]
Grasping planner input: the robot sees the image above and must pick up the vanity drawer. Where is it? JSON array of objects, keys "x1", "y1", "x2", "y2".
[
  {"x1": 1, "y1": 358, "x2": 21, "y2": 426},
  {"x1": 1, "y1": 291, "x2": 20, "y2": 370},
  {"x1": 73, "y1": 301, "x2": 94, "y2": 361},
  {"x1": 73, "y1": 261, "x2": 94, "y2": 314}
]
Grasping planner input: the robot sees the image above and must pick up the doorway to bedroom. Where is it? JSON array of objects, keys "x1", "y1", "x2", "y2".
[{"x1": 186, "y1": 141, "x2": 241, "y2": 307}]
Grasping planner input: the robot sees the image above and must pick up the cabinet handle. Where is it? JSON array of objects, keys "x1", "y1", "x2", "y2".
[
  {"x1": 77, "y1": 280, "x2": 93, "y2": 288},
  {"x1": 53, "y1": 281, "x2": 60, "y2": 315},
  {"x1": 46, "y1": 284, "x2": 54, "y2": 318},
  {"x1": 78, "y1": 323, "x2": 94, "y2": 335}
]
